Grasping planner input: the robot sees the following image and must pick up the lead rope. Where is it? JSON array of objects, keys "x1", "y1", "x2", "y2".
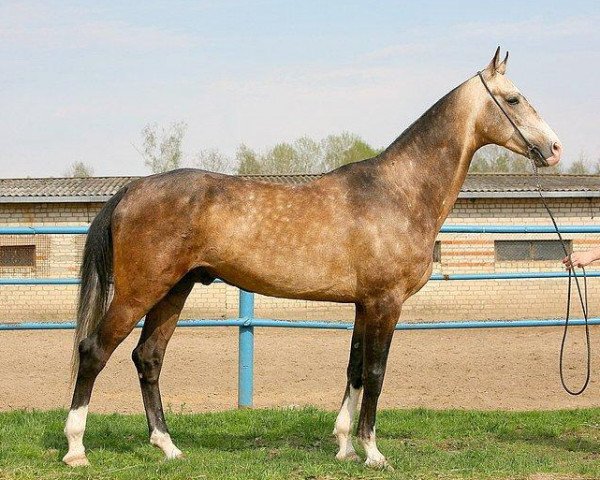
[
  {"x1": 477, "y1": 71, "x2": 592, "y2": 395},
  {"x1": 529, "y1": 161, "x2": 591, "y2": 395}
]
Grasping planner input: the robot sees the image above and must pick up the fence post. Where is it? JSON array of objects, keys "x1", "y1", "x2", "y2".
[{"x1": 238, "y1": 290, "x2": 254, "y2": 408}]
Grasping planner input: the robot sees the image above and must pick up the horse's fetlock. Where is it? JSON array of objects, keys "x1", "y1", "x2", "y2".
[{"x1": 357, "y1": 427, "x2": 373, "y2": 442}]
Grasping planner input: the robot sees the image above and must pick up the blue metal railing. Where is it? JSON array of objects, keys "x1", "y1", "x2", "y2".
[
  {"x1": 4, "y1": 271, "x2": 600, "y2": 285},
  {"x1": 1, "y1": 224, "x2": 600, "y2": 407},
  {"x1": 2, "y1": 317, "x2": 599, "y2": 332}
]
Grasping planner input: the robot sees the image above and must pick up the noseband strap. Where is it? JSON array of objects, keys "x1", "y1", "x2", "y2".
[{"x1": 477, "y1": 71, "x2": 547, "y2": 166}]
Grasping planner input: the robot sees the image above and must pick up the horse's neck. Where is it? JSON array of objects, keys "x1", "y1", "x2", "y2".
[{"x1": 378, "y1": 82, "x2": 482, "y2": 232}]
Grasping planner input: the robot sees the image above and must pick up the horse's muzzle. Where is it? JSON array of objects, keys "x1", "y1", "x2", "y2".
[
  {"x1": 545, "y1": 142, "x2": 562, "y2": 167},
  {"x1": 533, "y1": 141, "x2": 561, "y2": 168}
]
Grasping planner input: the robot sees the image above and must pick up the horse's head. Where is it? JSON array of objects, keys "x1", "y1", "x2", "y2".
[{"x1": 472, "y1": 47, "x2": 561, "y2": 167}]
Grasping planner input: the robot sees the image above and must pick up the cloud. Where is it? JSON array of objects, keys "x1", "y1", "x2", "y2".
[
  {"x1": 0, "y1": 1, "x2": 196, "y2": 51},
  {"x1": 361, "y1": 15, "x2": 599, "y2": 62},
  {"x1": 459, "y1": 15, "x2": 599, "y2": 39}
]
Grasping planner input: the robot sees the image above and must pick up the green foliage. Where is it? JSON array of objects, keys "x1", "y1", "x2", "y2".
[
  {"x1": 63, "y1": 161, "x2": 94, "y2": 177},
  {"x1": 470, "y1": 145, "x2": 534, "y2": 173},
  {"x1": 136, "y1": 122, "x2": 600, "y2": 177},
  {"x1": 290, "y1": 136, "x2": 322, "y2": 173},
  {"x1": 235, "y1": 132, "x2": 382, "y2": 175},
  {"x1": 1, "y1": 408, "x2": 599, "y2": 479},
  {"x1": 140, "y1": 121, "x2": 187, "y2": 173},
  {"x1": 320, "y1": 133, "x2": 380, "y2": 171},
  {"x1": 567, "y1": 151, "x2": 599, "y2": 175},
  {"x1": 568, "y1": 159, "x2": 590, "y2": 175},
  {"x1": 193, "y1": 148, "x2": 233, "y2": 174},
  {"x1": 236, "y1": 144, "x2": 262, "y2": 175},
  {"x1": 470, "y1": 146, "x2": 600, "y2": 175},
  {"x1": 263, "y1": 142, "x2": 301, "y2": 174},
  {"x1": 137, "y1": 126, "x2": 380, "y2": 176}
]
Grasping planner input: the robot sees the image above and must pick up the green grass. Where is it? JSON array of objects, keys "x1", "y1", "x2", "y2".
[{"x1": 0, "y1": 408, "x2": 599, "y2": 480}]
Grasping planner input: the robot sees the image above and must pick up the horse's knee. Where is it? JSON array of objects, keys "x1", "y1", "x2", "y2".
[{"x1": 132, "y1": 344, "x2": 163, "y2": 384}]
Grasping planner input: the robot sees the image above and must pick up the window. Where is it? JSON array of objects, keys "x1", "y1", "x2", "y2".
[
  {"x1": 433, "y1": 241, "x2": 441, "y2": 262},
  {"x1": 0, "y1": 245, "x2": 36, "y2": 267},
  {"x1": 495, "y1": 240, "x2": 570, "y2": 261},
  {"x1": 0, "y1": 236, "x2": 48, "y2": 277}
]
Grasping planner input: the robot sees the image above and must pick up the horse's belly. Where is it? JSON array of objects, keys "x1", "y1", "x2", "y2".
[{"x1": 208, "y1": 249, "x2": 357, "y2": 302}]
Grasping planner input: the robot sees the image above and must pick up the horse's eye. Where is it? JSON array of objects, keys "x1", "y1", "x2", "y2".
[{"x1": 507, "y1": 97, "x2": 519, "y2": 105}]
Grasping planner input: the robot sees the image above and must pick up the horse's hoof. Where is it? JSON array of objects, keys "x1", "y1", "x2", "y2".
[
  {"x1": 62, "y1": 453, "x2": 90, "y2": 467},
  {"x1": 365, "y1": 457, "x2": 394, "y2": 471},
  {"x1": 165, "y1": 448, "x2": 185, "y2": 461},
  {"x1": 336, "y1": 451, "x2": 361, "y2": 462}
]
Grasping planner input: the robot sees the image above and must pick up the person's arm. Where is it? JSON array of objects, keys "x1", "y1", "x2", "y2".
[{"x1": 563, "y1": 246, "x2": 600, "y2": 269}]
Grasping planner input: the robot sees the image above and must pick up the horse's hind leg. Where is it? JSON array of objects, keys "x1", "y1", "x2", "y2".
[
  {"x1": 63, "y1": 269, "x2": 185, "y2": 467},
  {"x1": 333, "y1": 304, "x2": 366, "y2": 462},
  {"x1": 63, "y1": 294, "x2": 151, "y2": 466},
  {"x1": 132, "y1": 277, "x2": 194, "y2": 460}
]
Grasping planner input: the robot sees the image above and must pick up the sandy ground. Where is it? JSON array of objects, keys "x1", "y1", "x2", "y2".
[{"x1": 1, "y1": 326, "x2": 599, "y2": 413}]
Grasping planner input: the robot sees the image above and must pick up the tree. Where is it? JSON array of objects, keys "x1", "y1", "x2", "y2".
[
  {"x1": 236, "y1": 144, "x2": 263, "y2": 174},
  {"x1": 193, "y1": 148, "x2": 232, "y2": 174},
  {"x1": 291, "y1": 136, "x2": 322, "y2": 173},
  {"x1": 320, "y1": 132, "x2": 380, "y2": 171},
  {"x1": 567, "y1": 151, "x2": 592, "y2": 175},
  {"x1": 261, "y1": 142, "x2": 299, "y2": 174},
  {"x1": 260, "y1": 137, "x2": 323, "y2": 174},
  {"x1": 235, "y1": 133, "x2": 380, "y2": 175},
  {"x1": 64, "y1": 161, "x2": 94, "y2": 177},
  {"x1": 470, "y1": 145, "x2": 515, "y2": 173},
  {"x1": 469, "y1": 145, "x2": 557, "y2": 174},
  {"x1": 139, "y1": 121, "x2": 187, "y2": 173}
]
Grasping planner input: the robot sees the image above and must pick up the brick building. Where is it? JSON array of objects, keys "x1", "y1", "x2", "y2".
[{"x1": 0, "y1": 174, "x2": 599, "y2": 323}]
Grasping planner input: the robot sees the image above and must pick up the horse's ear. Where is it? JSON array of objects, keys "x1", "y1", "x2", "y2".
[
  {"x1": 485, "y1": 46, "x2": 502, "y2": 75},
  {"x1": 497, "y1": 51, "x2": 509, "y2": 75}
]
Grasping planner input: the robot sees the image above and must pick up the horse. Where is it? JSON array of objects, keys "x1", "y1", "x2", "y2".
[{"x1": 63, "y1": 48, "x2": 561, "y2": 469}]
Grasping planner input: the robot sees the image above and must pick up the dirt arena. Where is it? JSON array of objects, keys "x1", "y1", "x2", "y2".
[{"x1": 1, "y1": 325, "x2": 599, "y2": 413}]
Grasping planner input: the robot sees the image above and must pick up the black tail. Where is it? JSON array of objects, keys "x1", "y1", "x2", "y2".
[{"x1": 70, "y1": 187, "x2": 128, "y2": 383}]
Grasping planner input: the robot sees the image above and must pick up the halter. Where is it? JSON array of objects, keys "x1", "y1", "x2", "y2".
[
  {"x1": 477, "y1": 71, "x2": 548, "y2": 167},
  {"x1": 477, "y1": 70, "x2": 592, "y2": 396}
]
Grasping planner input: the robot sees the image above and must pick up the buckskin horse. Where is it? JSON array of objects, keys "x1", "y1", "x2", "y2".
[{"x1": 63, "y1": 49, "x2": 561, "y2": 469}]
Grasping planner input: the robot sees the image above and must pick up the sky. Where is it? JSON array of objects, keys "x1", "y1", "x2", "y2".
[{"x1": 0, "y1": 0, "x2": 598, "y2": 178}]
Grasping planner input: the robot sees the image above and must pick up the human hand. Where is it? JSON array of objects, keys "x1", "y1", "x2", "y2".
[{"x1": 563, "y1": 251, "x2": 596, "y2": 269}]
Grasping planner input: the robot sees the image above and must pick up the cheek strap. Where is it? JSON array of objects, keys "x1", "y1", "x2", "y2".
[{"x1": 477, "y1": 71, "x2": 548, "y2": 167}]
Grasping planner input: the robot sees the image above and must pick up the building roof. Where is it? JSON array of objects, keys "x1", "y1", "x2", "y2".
[
  {"x1": 459, "y1": 174, "x2": 600, "y2": 198},
  {"x1": 0, "y1": 173, "x2": 598, "y2": 203}
]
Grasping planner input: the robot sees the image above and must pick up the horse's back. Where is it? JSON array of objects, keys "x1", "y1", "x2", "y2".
[{"x1": 109, "y1": 169, "x2": 362, "y2": 300}]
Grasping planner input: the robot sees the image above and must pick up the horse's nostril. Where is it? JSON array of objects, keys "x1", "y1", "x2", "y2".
[{"x1": 552, "y1": 142, "x2": 562, "y2": 154}]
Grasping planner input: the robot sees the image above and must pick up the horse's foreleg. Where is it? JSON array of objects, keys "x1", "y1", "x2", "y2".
[
  {"x1": 63, "y1": 297, "x2": 148, "y2": 467},
  {"x1": 333, "y1": 304, "x2": 366, "y2": 461},
  {"x1": 132, "y1": 278, "x2": 193, "y2": 460},
  {"x1": 356, "y1": 296, "x2": 401, "y2": 470}
]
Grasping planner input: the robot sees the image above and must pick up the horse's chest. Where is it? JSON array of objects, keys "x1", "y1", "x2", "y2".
[{"x1": 357, "y1": 234, "x2": 434, "y2": 294}]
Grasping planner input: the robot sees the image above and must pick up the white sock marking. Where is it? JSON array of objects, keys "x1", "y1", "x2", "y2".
[
  {"x1": 361, "y1": 431, "x2": 388, "y2": 468},
  {"x1": 150, "y1": 429, "x2": 183, "y2": 460},
  {"x1": 63, "y1": 406, "x2": 89, "y2": 465},
  {"x1": 333, "y1": 386, "x2": 361, "y2": 460}
]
